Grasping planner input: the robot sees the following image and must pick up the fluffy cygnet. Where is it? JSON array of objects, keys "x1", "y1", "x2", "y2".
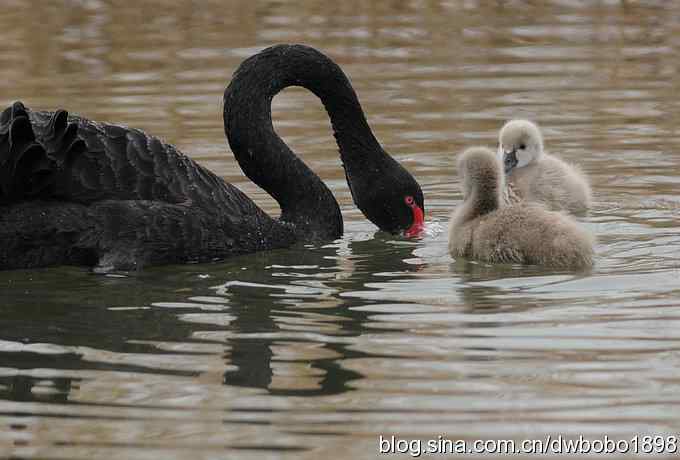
[
  {"x1": 449, "y1": 147, "x2": 594, "y2": 269},
  {"x1": 498, "y1": 119, "x2": 591, "y2": 214}
]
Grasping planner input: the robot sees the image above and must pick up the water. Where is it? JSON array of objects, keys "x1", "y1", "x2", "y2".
[{"x1": 2, "y1": 1, "x2": 680, "y2": 458}]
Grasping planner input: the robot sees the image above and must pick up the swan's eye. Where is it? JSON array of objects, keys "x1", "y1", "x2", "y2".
[
  {"x1": 404, "y1": 196, "x2": 415, "y2": 206},
  {"x1": 519, "y1": 144, "x2": 526, "y2": 150}
]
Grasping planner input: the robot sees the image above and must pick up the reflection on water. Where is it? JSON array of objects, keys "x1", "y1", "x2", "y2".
[{"x1": 2, "y1": 0, "x2": 680, "y2": 459}]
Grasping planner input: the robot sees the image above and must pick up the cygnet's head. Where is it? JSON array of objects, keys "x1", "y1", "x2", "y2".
[
  {"x1": 498, "y1": 119, "x2": 544, "y2": 174},
  {"x1": 458, "y1": 147, "x2": 502, "y2": 200}
]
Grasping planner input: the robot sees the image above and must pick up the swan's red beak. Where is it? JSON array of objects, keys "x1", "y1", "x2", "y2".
[{"x1": 405, "y1": 203, "x2": 425, "y2": 237}]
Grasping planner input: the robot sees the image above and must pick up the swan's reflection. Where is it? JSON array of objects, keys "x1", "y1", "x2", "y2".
[
  {"x1": 0, "y1": 235, "x2": 583, "y2": 405},
  {"x1": 0, "y1": 236, "x2": 423, "y2": 404},
  {"x1": 216, "y1": 236, "x2": 423, "y2": 395},
  {"x1": 0, "y1": 269, "x2": 222, "y2": 405},
  {"x1": 0, "y1": 374, "x2": 76, "y2": 404}
]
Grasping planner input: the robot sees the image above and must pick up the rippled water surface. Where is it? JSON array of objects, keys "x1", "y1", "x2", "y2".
[{"x1": 2, "y1": 1, "x2": 680, "y2": 458}]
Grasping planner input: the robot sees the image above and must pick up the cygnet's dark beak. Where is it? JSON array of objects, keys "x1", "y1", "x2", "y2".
[{"x1": 503, "y1": 149, "x2": 518, "y2": 174}]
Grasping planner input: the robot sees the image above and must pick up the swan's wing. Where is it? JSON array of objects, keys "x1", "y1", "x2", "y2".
[
  {"x1": 27, "y1": 109, "x2": 200, "y2": 205},
  {"x1": 9, "y1": 105, "x2": 255, "y2": 218},
  {"x1": 0, "y1": 102, "x2": 66, "y2": 203},
  {"x1": 1, "y1": 102, "x2": 274, "y2": 231}
]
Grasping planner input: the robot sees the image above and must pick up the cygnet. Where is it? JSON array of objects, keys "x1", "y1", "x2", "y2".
[
  {"x1": 449, "y1": 147, "x2": 594, "y2": 269},
  {"x1": 498, "y1": 119, "x2": 591, "y2": 214}
]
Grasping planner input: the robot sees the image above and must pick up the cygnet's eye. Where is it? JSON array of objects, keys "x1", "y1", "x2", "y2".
[
  {"x1": 519, "y1": 144, "x2": 526, "y2": 150},
  {"x1": 404, "y1": 195, "x2": 415, "y2": 206}
]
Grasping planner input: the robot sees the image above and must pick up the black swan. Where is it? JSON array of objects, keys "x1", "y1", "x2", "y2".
[{"x1": 0, "y1": 44, "x2": 424, "y2": 271}]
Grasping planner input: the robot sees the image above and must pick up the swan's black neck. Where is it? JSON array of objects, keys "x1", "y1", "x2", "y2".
[{"x1": 223, "y1": 44, "x2": 387, "y2": 240}]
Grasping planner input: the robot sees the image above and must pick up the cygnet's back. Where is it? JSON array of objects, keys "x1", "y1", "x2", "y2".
[
  {"x1": 449, "y1": 147, "x2": 594, "y2": 269},
  {"x1": 499, "y1": 120, "x2": 591, "y2": 214}
]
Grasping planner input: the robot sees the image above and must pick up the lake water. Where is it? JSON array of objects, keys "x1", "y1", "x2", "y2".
[{"x1": 1, "y1": 1, "x2": 680, "y2": 458}]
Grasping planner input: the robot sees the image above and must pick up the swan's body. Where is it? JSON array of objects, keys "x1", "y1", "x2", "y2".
[
  {"x1": 449, "y1": 147, "x2": 594, "y2": 269},
  {"x1": 0, "y1": 45, "x2": 424, "y2": 271},
  {"x1": 498, "y1": 120, "x2": 591, "y2": 214}
]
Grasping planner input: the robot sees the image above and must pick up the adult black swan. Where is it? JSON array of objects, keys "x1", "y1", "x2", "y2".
[{"x1": 0, "y1": 44, "x2": 424, "y2": 272}]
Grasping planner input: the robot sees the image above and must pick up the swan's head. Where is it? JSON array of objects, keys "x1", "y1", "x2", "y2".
[
  {"x1": 458, "y1": 147, "x2": 502, "y2": 201},
  {"x1": 348, "y1": 157, "x2": 425, "y2": 237},
  {"x1": 498, "y1": 119, "x2": 544, "y2": 174}
]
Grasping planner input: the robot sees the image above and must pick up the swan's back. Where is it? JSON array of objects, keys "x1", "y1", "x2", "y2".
[
  {"x1": 449, "y1": 147, "x2": 594, "y2": 269},
  {"x1": 458, "y1": 203, "x2": 594, "y2": 268},
  {"x1": 511, "y1": 153, "x2": 591, "y2": 214},
  {"x1": 23, "y1": 109, "x2": 257, "y2": 217}
]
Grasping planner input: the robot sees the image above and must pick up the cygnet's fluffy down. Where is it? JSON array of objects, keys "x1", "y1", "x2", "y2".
[
  {"x1": 498, "y1": 119, "x2": 591, "y2": 214},
  {"x1": 449, "y1": 147, "x2": 594, "y2": 269}
]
